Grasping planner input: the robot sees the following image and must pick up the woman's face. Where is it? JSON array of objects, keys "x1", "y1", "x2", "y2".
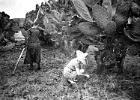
[{"x1": 78, "y1": 57, "x2": 87, "y2": 65}]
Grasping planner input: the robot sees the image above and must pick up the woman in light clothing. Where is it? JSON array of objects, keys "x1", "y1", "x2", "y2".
[{"x1": 63, "y1": 50, "x2": 89, "y2": 84}]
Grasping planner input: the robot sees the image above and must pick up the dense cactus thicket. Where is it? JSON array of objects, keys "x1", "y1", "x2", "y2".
[{"x1": 24, "y1": 0, "x2": 140, "y2": 71}]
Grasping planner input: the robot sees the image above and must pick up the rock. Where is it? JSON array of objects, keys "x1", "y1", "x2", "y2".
[
  {"x1": 86, "y1": 45, "x2": 99, "y2": 73},
  {"x1": 86, "y1": 54, "x2": 98, "y2": 74}
]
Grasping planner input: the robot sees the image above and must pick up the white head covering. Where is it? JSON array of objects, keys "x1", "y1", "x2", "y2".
[{"x1": 76, "y1": 50, "x2": 88, "y2": 65}]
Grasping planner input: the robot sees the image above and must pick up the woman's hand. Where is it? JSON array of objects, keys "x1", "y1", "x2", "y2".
[
  {"x1": 84, "y1": 74, "x2": 90, "y2": 78},
  {"x1": 79, "y1": 69, "x2": 90, "y2": 78}
]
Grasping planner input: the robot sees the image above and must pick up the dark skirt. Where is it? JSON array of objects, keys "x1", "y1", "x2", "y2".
[{"x1": 24, "y1": 43, "x2": 41, "y2": 64}]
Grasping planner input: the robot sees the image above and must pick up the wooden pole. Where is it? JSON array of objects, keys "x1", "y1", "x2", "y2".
[{"x1": 12, "y1": 47, "x2": 25, "y2": 74}]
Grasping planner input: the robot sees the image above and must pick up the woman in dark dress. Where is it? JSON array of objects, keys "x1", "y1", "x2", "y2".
[{"x1": 24, "y1": 25, "x2": 41, "y2": 71}]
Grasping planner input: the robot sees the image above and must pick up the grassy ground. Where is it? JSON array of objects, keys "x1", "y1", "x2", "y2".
[{"x1": 0, "y1": 45, "x2": 138, "y2": 100}]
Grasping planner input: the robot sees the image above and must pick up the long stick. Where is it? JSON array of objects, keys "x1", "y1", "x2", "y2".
[
  {"x1": 33, "y1": 8, "x2": 41, "y2": 23},
  {"x1": 12, "y1": 48, "x2": 25, "y2": 74}
]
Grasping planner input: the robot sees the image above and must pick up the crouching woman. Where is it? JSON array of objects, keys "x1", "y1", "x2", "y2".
[{"x1": 63, "y1": 50, "x2": 90, "y2": 85}]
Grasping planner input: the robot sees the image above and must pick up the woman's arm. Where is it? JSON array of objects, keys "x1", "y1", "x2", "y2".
[{"x1": 75, "y1": 66, "x2": 81, "y2": 75}]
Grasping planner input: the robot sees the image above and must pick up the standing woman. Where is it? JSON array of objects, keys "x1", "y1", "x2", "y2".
[{"x1": 24, "y1": 25, "x2": 42, "y2": 71}]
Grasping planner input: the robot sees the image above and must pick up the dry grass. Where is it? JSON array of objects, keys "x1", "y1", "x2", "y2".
[{"x1": 0, "y1": 46, "x2": 138, "y2": 100}]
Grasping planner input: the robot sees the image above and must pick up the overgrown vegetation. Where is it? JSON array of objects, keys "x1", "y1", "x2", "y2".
[
  {"x1": 0, "y1": 0, "x2": 140, "y2": 100},
  {"x1": 0, "y1": 12, "x2": 20, "y2": 45}
]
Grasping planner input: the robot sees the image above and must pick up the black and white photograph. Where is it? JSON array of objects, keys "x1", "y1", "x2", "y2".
[{"x1": 0, "y1": 0, "x2": 140, "y2": 100}]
